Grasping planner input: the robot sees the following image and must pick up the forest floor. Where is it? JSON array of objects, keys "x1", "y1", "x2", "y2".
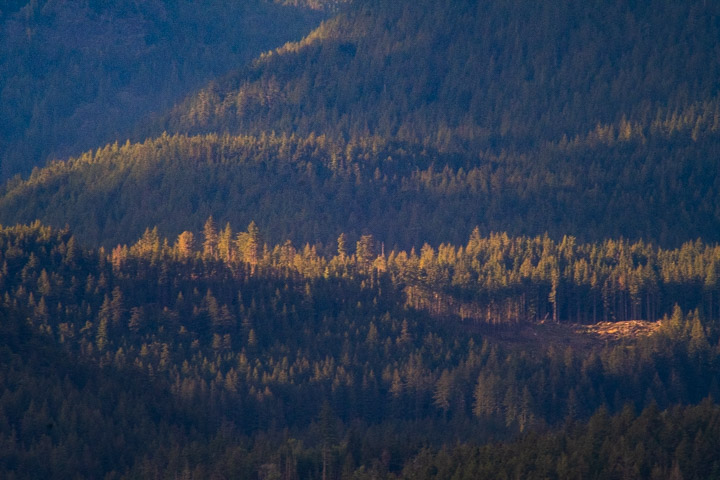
[{"x1": 482, "y1": 319, "x2": 663, "y2": 350}]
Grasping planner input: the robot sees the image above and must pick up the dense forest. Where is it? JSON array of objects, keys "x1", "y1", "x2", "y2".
[
  {"x1": 150, "y1": 0, "x2": 720, "y2": 152},
  {"x1": 0, "y1": 0, "x2": 323, "y2": 180},
  {"x1": 2, "y1": 0, "x2": 720, "y2": 477},
  {"x1": 401, "y1": 401, "x2": 720, "y2": 480},
  {"x1": 0, "y1": 130, "x2": 718, "y2": 248},
  {"x1": 4, "y1": 0, "x2": 720, "y2": 248},
  {"x1": 1, "y1": 223, "x2": 720, "y2": 477}
]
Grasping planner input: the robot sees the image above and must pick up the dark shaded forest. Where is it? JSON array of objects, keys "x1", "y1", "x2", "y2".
[
  {"x1": 4, "y1": 0, "x2": 720, "y2": 248},
  {"x1": 0, "y1": 131, "x2": 718, "y2": 248},
  {"x1": 2, "y1": 0, "x2": 720, "y2": 477},
  {"x1": 152, "y1": 0, "x2": 720, "y2": 154},
  {"x1": 1, "y1": 222, "x2": 720, "y2": 478},
  {"x1": 0, "y1": 0, "x2": 323, "y2": 180},
  {"x1": 401, "y1": 401, "x2": 720, "y2": 480}
]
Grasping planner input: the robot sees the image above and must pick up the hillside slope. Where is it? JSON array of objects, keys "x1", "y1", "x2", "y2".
[
  {"x1": 3, "y1": 1, "x2": 720, "y2": 476},
  {"x1": 1, "y1": 128, "x2": 718, "y2": 248},
  {"x1": 0, "y1": 280, "x2": 223, "y2": 478},
  {"x1": 151, "y1": 0, "x2": 720, "y2": 151},
  {"x1": 2, "y1": 222, "x2": 720, "y2": 477},
  {"x1": 3, "y1": 0, "x2": 719, "y2": 248},
  {"x1": 0, "y1": 0, "x2": 323, "y2": 179}
]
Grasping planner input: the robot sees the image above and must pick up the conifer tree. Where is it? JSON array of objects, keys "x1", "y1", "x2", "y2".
[{"x1": 203, "y1": 217, "x2": 218, "y2": 258}]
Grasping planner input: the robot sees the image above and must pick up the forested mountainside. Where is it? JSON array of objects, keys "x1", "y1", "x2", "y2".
[
  {"x1": 1, "y1": 222, "x2": 720, "y2": 478},
  {"x1": 401, "y1": 401, "x2": 720, "y2": 480},
  {"x1": 1, "y1": 130, "x2": 718, "y2": 248},
  {"x1": 5, "y1": 0, "x2": 719, "y2": 249},
  {"x1": 0, "y1": 292, "x2": 217, "y2": 479},
  {"x1": 150, "y1": 0, "x2": 720, "y2": 152},
  {"x1": 3, "y1": 0, "x2": 720, "y2": 477},
  {"x1": 0, "y1": 0, "x2": 323, "y2": 180}
]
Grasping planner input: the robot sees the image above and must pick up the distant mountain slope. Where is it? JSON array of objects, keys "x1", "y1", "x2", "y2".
[
  {"x1": 150, "y1": 0, "x2": 720, "y2": 152},
  {"x1": 3, "y1": 0, "x2": 720, "y2": 249},
  {"x1": 1, "y1": 130, "x2": 718, "y2": 248},
  {"x1": 0, "y1": 0, "x2": 323, "y2": 179}
]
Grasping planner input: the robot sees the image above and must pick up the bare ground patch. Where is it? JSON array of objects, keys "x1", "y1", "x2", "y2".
[{"x1": 479, "y1": 319, "x2": 663, "y2": 350}]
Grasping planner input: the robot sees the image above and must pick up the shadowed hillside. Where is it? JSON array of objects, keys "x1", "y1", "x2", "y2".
[
  {"x1": 1, "y1": 222, "x2": 720, "y2": 477},
  {"x1": 4, "y1": 0, "x2": 719, "y2": 248},
  {"x1": 1, "y1": 130, "x2": 718, "y2": 248},
  {"x1": 3, "y1": 0, "x2": 720, "y2": 477},
  {"x1": 0, "y1": 0, "x2": 324, "y2": 179},
  {"x1": 150, "y1": 0, "x2": 720, "y2": 153}
]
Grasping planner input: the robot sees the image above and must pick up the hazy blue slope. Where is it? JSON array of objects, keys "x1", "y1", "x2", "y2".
[{"x1": 0, "y1": 0, "x2": 324, "y2": 179}]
